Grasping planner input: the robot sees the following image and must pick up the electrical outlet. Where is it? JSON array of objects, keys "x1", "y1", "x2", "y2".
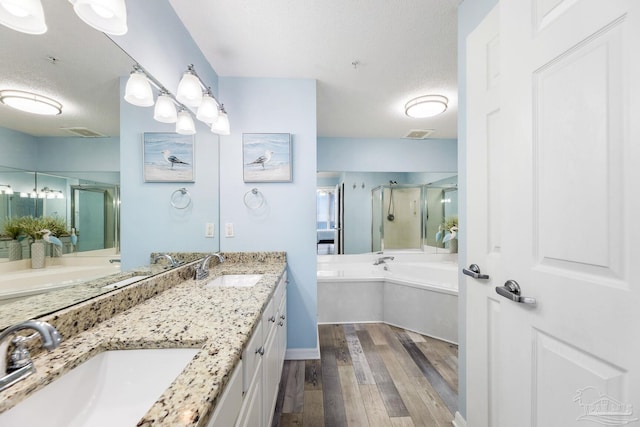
[
  {"x1": 225, "y1": 223, "x2": 234, "y2": 238},
  {"x1": 205, "y1": 223, "x2": 215, "y2": 238}
]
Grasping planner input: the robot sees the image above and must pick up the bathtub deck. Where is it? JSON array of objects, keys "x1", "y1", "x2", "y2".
[{"x1": 272, "y1": 323, "x2": 458, "y2": 427}]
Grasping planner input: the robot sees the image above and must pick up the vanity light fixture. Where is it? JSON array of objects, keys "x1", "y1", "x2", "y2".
[
  {"x1": 0, "y1": 0, "x2": 127, "y2": 35},
  {"x1": 124, "y1": 67, "x2": 154, "y2": 107},
  {"x1": 210, "y1": 104, "x2": 230, "y2": 135},
  {"x1": 0, "y1": 184, "x2": 13, "y2": 194},
  {"x1": 176, "y1": 65, "x2": 204, "y2": 108},
  {"x1": 196, "y1": 91, "x2": 219, "y2": 124},
  {"x1": 153, "y1": 92, "x2": 178, "y2": 123},
  {"x1": 0, "y1": 0, "x2": 47, "y2": 34},
  {"x1": 404, "y1": 95, "x2": 448, "y2": 118},
  {"x1": 0, "y1": 90, "x2": 62, "y2": 115},
  {"x1": 123, "y1": 63, "x2": 229, "y2": 136},
  {"x1": 176, "y1": 108, "x2": 196, "y2": 135},
  {"x1": 68, "y1": 0, "x2": 128, "y2": 36}
]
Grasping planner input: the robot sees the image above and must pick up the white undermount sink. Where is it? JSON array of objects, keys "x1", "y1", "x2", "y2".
[
  {"x1": 0, "y1": 348, "x2": 199, "y2": 427},
  {"x1": 205, "y1": 274, "x2": 263, "y2": 288}
]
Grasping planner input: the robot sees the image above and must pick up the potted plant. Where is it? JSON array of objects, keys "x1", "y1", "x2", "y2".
[
  {"x1": 442, "y1": 216, "x2": 458, "y2": 254},
  {"x1": 2, "y1": 217, "x2": 25, "y2": 261},
  {"x1": 21, "y1": 216, "x2": 47, "y2": 268}
]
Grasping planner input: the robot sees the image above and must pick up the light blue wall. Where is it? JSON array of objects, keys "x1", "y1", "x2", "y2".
[
  {"x1": 458, "y1": 0, "x2": 499, "y2": 419},
  {"x1": 119, "y1": 80, "x2": 220, "y2": 270},
  {"x1": 113, "y1": 0, "x2": 221, "y2": 269},
  {"x1": 0, "y1": 127, "x2": 38, "y2": 170},
  {"x1": 36, "y1": 136, "x2": 119, "y2": 172},
  {"x1": 318, "y1": 137, "x2": 457, "y2": 172},
  {"x1": 218, "y1": 76, "x2": 318, "y2": 352}
]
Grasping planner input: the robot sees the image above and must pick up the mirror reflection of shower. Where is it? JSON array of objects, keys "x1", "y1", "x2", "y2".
[{"x1": 373, "y1": 183, "x2": 422, "y2": 252}]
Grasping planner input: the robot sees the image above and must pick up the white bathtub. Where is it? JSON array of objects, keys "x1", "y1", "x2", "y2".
[{"x1": 317, "y1": 253, "x2": 459, "y2": 343}]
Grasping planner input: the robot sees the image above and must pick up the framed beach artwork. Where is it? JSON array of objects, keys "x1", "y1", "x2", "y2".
[
  {"x1": 242, "y1": 133, "x2": 292, "y2": 182},
  {"x1": 143, "y1": 132, "x2": 195, "y2": 182}
]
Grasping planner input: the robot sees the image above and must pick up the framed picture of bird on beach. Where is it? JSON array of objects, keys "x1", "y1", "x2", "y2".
[
  {"x1": 143, "y1": 132, "x2": 195, "y2": 182},
  {"x1": 242, "y1": 133, "x2": 292, "y2": 183}
]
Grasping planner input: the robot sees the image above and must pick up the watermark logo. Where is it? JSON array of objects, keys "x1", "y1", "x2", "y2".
[{"x1": 574, "y1": 386, "x2": 639, "y2": 426}]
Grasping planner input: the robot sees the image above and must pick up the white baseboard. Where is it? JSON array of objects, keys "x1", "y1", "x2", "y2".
[
  {"x1": 285, "y1": 347, "x2": 320, "y2": 360},
  {"x1": 452, "y1": 411, "x2": 466, "y2": 427}
]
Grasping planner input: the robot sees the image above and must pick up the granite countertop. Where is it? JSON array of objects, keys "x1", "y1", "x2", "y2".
[{"x1": 0, "y1": 252, "x2": 287, "y2": 426}]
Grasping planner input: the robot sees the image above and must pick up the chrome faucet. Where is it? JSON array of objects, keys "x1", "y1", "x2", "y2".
[
  {"x1": 373, "y1": 256, "x2": 395, "y2": 265},
  {"x1": 0, "y1": 320, "x2": 62, "y2": 392},
  {"x1": 153, "y1": 253, "x2": 180, "y2": 268},
  {"x1": 194, "y1": 253, "x2": 224, "y2": 280}
]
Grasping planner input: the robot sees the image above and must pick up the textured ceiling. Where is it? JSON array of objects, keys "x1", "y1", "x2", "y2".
[
  {"x1": 0, "y1": 0, "x2": 133, "y2": 138},
  {"x1": 169, "y1": 0, "x2": 459, "y2": 139},
  {"x1": 0, "y1": 1, "x2": 458, "y2": 140}
]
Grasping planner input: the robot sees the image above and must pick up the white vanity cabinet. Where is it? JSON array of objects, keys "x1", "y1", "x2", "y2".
[
  {"x1": 235, "y1": 272, "x2": 287, "y2": 427},
  {"x1": 206, "y1": 361, "x2": 243, "y2": 427}
]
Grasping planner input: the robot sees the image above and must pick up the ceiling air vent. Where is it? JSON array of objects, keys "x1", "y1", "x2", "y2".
[
  {"x1": 403, "y1": 129, "x2": 434, "y2": 139},
  {"x1": 61, "y1": 127, "x2": 106, "y2": 138}
]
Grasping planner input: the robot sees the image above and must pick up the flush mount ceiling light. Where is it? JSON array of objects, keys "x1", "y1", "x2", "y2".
[
  {"x1": 404, "y1": 95, "x2": 448, "y2": 118},
  {"x1": 0, "y1": 0, "x2": 46, "y2": 34},
  {"x1": 69, "y1": 0, "x2": 128, "y2": 35},
  {"x1": 0, "y1": 90, "x2": 62, "y2": 115}
]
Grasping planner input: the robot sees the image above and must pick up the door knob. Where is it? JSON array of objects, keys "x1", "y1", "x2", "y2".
[
  {"x1": 495, "y1": 280, "x2": 536, "y2": 305},
  {"x1": 463, "y1": 264, "x2": 490, "y2": 279}
]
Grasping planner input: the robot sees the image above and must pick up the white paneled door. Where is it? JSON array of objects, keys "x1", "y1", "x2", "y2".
[
  {"x1": 465, "y1": 4, "x2": 502, "y2": 427},
  {"x1": 467, "y1": 1, "x2": 640, "y2": 426}
]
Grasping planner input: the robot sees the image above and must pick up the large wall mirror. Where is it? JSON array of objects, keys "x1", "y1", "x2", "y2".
[
  {"x1": 317, "y1": 171, "x2": 457, "y2": 255},
  {"x1": 0, "y1": 0, "x2": 192, "y2": 328}
]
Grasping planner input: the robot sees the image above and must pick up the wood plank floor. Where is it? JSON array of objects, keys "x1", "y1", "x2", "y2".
[{"x1": 272, "y1": 323, "x2": 458, "y2": 427}]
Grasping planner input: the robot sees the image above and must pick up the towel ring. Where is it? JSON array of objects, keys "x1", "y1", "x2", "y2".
[
  {"x1": 171, "y1": 188, "x2": 192, "y2": 209},
  {"x1": 243, "y1": 188, "x2": 264, "y2": 210}
]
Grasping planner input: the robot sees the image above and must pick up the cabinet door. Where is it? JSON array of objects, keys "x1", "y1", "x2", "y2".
[
  {"x1": 276, "y1": 294, "x2": 287, "y2": 380},
  {"x1": 206, "y1": 361, "x2": 243, "y2": 427},
  {"x1": 262, "y1": 323, "x2": 279, "y2": 427},
  {"x1": 236, "y1": 363, "x2": 263, "y2": 427}
]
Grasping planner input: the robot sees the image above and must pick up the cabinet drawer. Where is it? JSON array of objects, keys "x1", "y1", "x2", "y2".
[
  {"x1": 262, "y1": 295, "x2": 276, "y2": 333},
  {"x1": 241, "y1": 319, "x2": 263, "y2": 394}
]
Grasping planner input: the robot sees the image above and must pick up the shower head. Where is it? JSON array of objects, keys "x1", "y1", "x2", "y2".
[{"x1": 389, "y1": 180, "x2": 397, "y2": 185}]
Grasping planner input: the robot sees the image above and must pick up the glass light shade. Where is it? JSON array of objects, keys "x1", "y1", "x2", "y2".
[
  {"x1": 176, "y1": 110, "x2": 196, "y2": 135},
  {"x1": 124, "y1": 71, "x2": 153, "y2": 107},
  {"x1": 0, "y1": 90, "x2": 62, "y2": 115},
  {"x1": 69, "y1": 0, "x2": 127, "y2": 35},
  {"x1": 210, "y1": 111, "x2": 230, "y2": 135},
  {"x1": 196, "y1": 94, "x2": 219, "y2": 123},
  {"x1": 176, "y1": 72, "x2": 203, "y2": 107},
  {"x1": 0, "y1": 0, "x2": 46, "y2": 34},
  {"x1": 153, "y1": 94, "x2": 177, "y2": 123},
  {"x1": 0, "y1": 185, "x2": 13, "y2": 194},
  {"x1": 404, "y1": 95, "x2": 448, "y2": 118}
]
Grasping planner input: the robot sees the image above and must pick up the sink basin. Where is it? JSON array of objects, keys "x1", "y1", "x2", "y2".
[
  {"x1": 205, "y1": 274, "x2": 263, "y2": 288},
  {"x1": 0, "y1": 348, "x2": 199, "y2": 427}
]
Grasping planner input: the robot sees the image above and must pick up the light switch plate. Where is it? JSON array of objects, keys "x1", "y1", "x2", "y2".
[
  {"x1": 205, "y1": 223, "x2": 215, "y2": 238},
  {"x1": 224, "y1": 223, "x2": 234, "y2": 238}
]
